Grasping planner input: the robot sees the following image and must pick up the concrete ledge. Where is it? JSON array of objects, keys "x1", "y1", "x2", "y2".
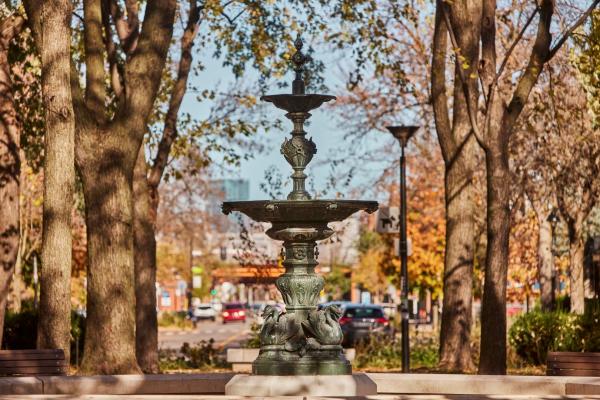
[
  {"x1": 0, "y1": 372, "x2": 599, "y2": 396},
  {"x1": 566, "y1": 380, "x2": 600, "y2": 395},
  {"x1": 225, "y1": 373, "x2": 376, "y2": 396},
  {"x1": 0, "y1": 377, "x2": 42, "y2": 395},
  {"x1": 367, "y1": 373, "x2": 600, "y2": 396},
  {"x1": 39, "y1": 373, "x2": 235, "y2": 395}
]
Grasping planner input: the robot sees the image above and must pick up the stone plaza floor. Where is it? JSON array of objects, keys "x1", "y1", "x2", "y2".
[{"x1": 1, "y1": 373, "x2": 600, "y2": 398}]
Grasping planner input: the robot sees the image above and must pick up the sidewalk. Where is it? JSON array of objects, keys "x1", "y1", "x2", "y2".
[
  {"x1": 0, "y1": 395, "x2": 599, "y2": 400},
  {"x1": 1, "y1": 373, "x2": 599, "y2": 397}
]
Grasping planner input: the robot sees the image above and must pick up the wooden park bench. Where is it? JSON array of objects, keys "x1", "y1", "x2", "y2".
[
  {"x1": 547, "y1": 351, "x2": 600, "y2": 376},
  {"x1": 0, "y1": 349, "x2": 67, "y2": 376}
]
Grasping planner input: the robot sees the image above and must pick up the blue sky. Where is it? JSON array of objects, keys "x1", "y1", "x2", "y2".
[{"x1": 178, "y1": 48, "x2": 388, "y2": 201}]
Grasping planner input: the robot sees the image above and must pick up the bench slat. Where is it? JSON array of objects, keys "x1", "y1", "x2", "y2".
[
  {"x1": 0, "y1": 353, "x2": 64, "y2": 361},
  {"x1": 0, "y1": 349, "x2": 63, "y2": 355},
  {"x1": 548, "y1": 352, "x2": 600, "y2": 359},
  {"x1": 546, "y1": 356, "x2": 600, "y2": 364},
  {"x1": 548, "y1": 369, "x2": 600, "y2": 377},
  {"x1": 0, "y1": 349, "x2": 67, "y2": 376},
  {"x1": 549, "y1": 362, "x2": 600, "y2": 370},
  {"x1": 0, "y1": 365, "x2": 67, "y2": 375},
  {"x1": 0, "y1": 359, "x2": 67, "y2": 367},
  {"x1": 547, "y1": 352, "x2": 600, "y2": 377},
  {"x1": 0, "y1": 349, "x2": 65, "y2": 361}
]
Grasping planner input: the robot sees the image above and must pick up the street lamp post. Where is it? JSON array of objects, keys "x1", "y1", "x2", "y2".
[
  {"x1": 386, "y1": 125, "x2": 419, "y2": 373},
  {"x1": 547, "y1": 209, "x2": 560, "y2": 306}
]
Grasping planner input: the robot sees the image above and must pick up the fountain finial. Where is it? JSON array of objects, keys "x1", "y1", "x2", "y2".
[{"x1": 291, "y1": 34, "x2": 310, "y2": 95}]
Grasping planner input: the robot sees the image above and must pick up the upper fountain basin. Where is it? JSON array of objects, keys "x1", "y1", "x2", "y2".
[
  {"x1": 222, "y1": 199, "x2": 378, "y2": 224},
  {"x1": 261, "y1": 94, "x2": 336, "y2": 113}
]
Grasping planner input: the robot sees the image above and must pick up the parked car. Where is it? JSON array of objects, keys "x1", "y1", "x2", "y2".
[
  {"x1": 193, "y1": 304, "x2": 216, "y2": 321},
  {"x1": 338, "y1": 304, "x2": 391, "y2": 347},
  {"x1": 222, "y1": 302, "x2": 246, "y2": 324}
]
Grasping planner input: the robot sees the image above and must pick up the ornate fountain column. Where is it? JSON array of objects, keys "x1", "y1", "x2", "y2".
[{"x1": 222, "y1": 35, "x2": 378, "y2": 379}]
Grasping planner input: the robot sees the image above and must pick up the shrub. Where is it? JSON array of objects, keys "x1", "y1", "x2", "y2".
[
  {"x1": 181, "y1": 340, "x2": 222, "y2": 368},
  {"x1": 353, "y1": 332, "x2": 439, "y2": 371},
  {"x1": 578, "y1": 304, "x2": 600, "y2": 352},
  {"x1": 158, "y1": 311, "x2": 193, "y2": 329},
  {"x1": 509, "y1": 310, "x2": 579, "y2": 365},
  {"x1": 354, "y1": 334, "x2": 403, "y2": 370},
  {"x1": 2, "y1": 308, "x2": 86, "y2": 365},
  {"x1": 242, "y1": 322, "x2": 261, "y2": 349},
  {"x1": 159, "y1": 340, "x2": 227, "y2": 371},
  {"x1": 508, "y1": 307, "x2": 600, "y2": 366},
  {"x1": 3, "y1": 308, "x2": 37, "y2": 349}
]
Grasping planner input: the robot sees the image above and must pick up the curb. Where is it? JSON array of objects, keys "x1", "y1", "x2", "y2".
[
  {"x1": 0, "y1": 373, "x2": 235, "y2": 395},
  {"x1": 0, "y1": 372, "x2": 598, "y2": 396}
]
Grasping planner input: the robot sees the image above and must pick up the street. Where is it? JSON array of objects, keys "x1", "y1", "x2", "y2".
[{"x1": 158, "y1": 319, "x2": 253, "y2": 350}]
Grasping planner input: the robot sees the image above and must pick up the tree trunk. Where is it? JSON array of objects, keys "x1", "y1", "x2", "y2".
[
  {"x1": 434, "y1": 0, "x2": 480, "y2": 372},
  {"x1": 78, "y1": 129, "x2": 141, "y2": 374},
  {"x1": 568, "y1": 224, "x2": 585, "y2": 314},
  {"x1": 537, "y1": 215, "x2": 554, "y2": 311},
  {"x1": 133, "y1": 147, "x2": 159, "y2": 373},
  {"x1": 0, "y1": 14, "x2": 24, "y2": 345},
  {"x1": 0, "y1": 54, "x2": 18, "y2": 347},
  {"x1": 36, "y1": 0, "x2": 75, "y2": 363},
  {"x1": 438, "y1": 144, "x2": 476, "y2": 372},
  {"x1": 479, "y1": 141, "x2": 510, "y2": 375},
  {"x1": 9, "y1": 253, "x2": 24, "y2": 312}
]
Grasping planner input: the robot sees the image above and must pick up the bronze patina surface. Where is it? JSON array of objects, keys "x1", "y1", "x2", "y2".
[{"x1": 222, "y1": 35, "x2": 378, "y2": 376}]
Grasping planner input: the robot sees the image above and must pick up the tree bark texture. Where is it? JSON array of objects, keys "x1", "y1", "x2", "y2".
[
  {"x1": 76, "y1": 124, "x2": 140, "y2": 374},
  {"x1": 0, "y1": 14, "x2": 24, "y2": 346},
  {"x1": 73, "y1": 0, "x2": 176, "y2": 374},
  {"x1": 134, "y1": 0, "x2": 200, "y2": 372},
  {"x1": 479, "y1": 142, "x2": 510, "y2": 375},
  {"x1": 26, "y1": 0, "x2": 176, "y2": 373},
  {"x1": 133, "y1": 148, "x2": 158, "y2": 373},
  {"x1": 537, "y1": 215, "x2": 554, "y2": 311},
  {"x1": 477, "y1": 0, "x2": 554, "y2": 375},
  {"x1": 32, "y1": 0, "x2": 76, "y2": 363},
  {"x1": 438, "y1": 150, "x2": 477, "y2": 372},
  {"x1": 568, "y1": 222, "x2": 585, "y2": 314},
  {"x1": 432, "y1": 0, "x2": 480, "y2": 372}
]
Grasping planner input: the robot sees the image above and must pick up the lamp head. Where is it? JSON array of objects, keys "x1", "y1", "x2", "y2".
[{"x1": 386, "y1": 125, "x2": 419, "y2": 147}]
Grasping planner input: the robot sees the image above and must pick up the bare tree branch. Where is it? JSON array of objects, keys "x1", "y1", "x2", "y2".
[
  {"x1": 504, "y1": 0, "x2": 554, "y2": 132},
  {"x1": 83, "y1": 0, "x2": 106, "y2": 120},
  {"x1": 148, "y1": 0, "x2": 202, "y2": 189},
  {"x1": 101, "y1": 0, "x2": 123, "y2": 99},
  {"x1": 122, "y1": 0, "x2": 177, "y2": 131},
  {"x1": 431, "y1": 0, "x2": 455, "y2": 161},
  {"x1": 441, "y1": 5, "x2": 487, "y2": 149},
  {"x1": 547, "y1": 0, "x2": 600, "y2": 61},
  {"x1": 487, "y1": 7, "x2": 539, "y2": 108}
]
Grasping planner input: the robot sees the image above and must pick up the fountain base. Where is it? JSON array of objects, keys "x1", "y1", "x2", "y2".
[
  {"x1": 253, "y1": 345, "x2": 351, "y2": 375},
  {"x1": 225, "y1": 373, "x2": 377, "y2": 396}
]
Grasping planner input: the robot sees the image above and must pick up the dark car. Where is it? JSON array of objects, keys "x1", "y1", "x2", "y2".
[
  {"x1": 339, "y1": 304, "x2": 391, "y2": 347},
  {"x1": 221, "y1": 302, "x2": 246, "y2": 324}
]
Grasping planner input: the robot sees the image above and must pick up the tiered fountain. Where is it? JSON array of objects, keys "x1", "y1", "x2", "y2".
[{"x1": 223, "y1": 36, "x2": 378, "y2": 396}]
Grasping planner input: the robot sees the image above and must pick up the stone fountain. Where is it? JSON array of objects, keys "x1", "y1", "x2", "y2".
[{"x1": 223, "y1": 36, "x2": 378, "y2": 396}]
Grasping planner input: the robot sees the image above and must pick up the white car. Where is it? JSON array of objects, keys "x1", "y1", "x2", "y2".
[{"x1": 193, "y1": 304, "x2": 216, "y2": 321}]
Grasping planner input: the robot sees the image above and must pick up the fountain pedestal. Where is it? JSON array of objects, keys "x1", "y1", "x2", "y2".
[
  {"x1": 221, "y1": 35, "x2": 378, "y2": 396},
  {"x1": 225, "y1": 373, "x2": 377, "y2": 396}
]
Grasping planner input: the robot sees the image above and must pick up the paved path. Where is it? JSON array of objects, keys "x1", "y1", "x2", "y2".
[
  {"x1": 1, "y1": 395, "x2": 599, "y2": 399},
  {"x1": 158, "y1": 320, "x2": 252, "y2": 350}
]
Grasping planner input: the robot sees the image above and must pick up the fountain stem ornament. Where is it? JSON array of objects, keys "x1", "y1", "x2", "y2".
[{"x1": 222, "y1": 36, "x2": 378, "y2": 376}]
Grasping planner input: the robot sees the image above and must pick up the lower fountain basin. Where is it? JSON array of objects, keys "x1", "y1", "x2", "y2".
[{"x1": 222, "y1": 199, "x2": 378, "y2": 224}]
